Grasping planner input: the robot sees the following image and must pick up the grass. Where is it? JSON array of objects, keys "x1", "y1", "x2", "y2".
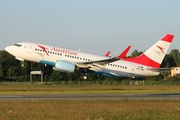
[
  {"x1": 0, "y1": 84, "x2": 180, "y2": 119},
  {"x1": 1, "y1": 99, "x2": 180, "y2": 120},
  {"x1": 0, "y1": 83, "x2": 180, "y2": 95}
]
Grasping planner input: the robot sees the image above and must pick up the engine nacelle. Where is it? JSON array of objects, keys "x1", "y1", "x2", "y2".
[{"x1": 54, "y1": 60, "x2": 76, "y2": 73}]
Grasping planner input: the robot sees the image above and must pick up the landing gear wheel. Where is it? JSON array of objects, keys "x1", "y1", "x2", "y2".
[
  {"x1": 83, "y1": 75, "x2": 87, "y2": 80},
  {"x1": 80, "y1": 73, "x2": 88, "y2": 80}
]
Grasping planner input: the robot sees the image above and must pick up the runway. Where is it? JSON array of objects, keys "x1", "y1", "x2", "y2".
[{"x1": 0, "y1": 93, "x2": 180, "y2": 101}]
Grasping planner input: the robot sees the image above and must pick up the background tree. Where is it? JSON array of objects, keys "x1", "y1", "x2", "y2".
[
  {"x1": 161, "y1": 54, "x2": 175, "y2": 68},
  {"x1": 0, "y1": 63, "x2": 3, "y2": 77},
  {"x1": 130, "y1": 50, "x2": 143, "y2": 57},
  {"x1": 0, "y1": 51, "x2": 20, "y2": 78},
  {"x1": 169, "y1": 49, "x2": 180, "y2": 66}
]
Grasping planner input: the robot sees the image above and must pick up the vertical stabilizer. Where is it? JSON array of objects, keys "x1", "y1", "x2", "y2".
[{"x1": 122, "y1": 34, "x2": 174, "y2": 68}]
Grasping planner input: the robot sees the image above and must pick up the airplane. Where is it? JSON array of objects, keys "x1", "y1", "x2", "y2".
[{"x1": 5, "y1": 34, "x2": 174, "y2": 80}]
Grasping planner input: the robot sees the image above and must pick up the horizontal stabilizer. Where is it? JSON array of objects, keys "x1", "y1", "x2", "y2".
[{"x1": 146, "y1": 68, "x2": 172, "y2": 72}]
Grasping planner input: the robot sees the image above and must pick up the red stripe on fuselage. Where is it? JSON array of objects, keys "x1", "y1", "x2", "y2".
[{"x1": 122, "y1": 54, "x2": 160, "y2": 68}]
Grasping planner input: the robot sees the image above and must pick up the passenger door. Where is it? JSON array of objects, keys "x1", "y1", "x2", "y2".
[{"x1": 28, "y1": 44, "x2": 33, "y2": 54}]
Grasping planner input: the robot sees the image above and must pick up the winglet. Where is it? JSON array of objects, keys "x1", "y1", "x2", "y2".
[
  {"x1": 161, "y1": 34, "x2": 174, "y2": 43},
  {"x1": 105, "y1": 51, "x2": 111, "y2": 57},
  {"x1": 117, "y1": 46, "x2": 131, "y2": 58}
]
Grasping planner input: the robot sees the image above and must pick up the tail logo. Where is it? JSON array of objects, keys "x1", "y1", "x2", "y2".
[
  {"x1": 37, "y1": 45, "x2": 49, "y2": 56},
  {"x1": 156, "y1": 45, "x2": 165, "y2": 54}
]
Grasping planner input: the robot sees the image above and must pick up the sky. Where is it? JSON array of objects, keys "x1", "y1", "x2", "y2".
[{"x1": 0, "y1": 0, "x2": 180, "y2": 56}]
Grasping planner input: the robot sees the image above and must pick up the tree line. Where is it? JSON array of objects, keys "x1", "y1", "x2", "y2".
[{"x1": 0, "y1": 49, "x2": 180, "y2": 82}]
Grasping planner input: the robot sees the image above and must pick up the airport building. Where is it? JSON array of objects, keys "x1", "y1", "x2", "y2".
[{"x1": 171, "y1": 67, "x2": 180, "y2": 77}]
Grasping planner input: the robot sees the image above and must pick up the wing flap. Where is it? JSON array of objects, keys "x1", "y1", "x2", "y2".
[
  {"x1": 76, "y1": 56, "x2": 120, "y2": 71},
  {"x1": 76, "y1": 63, "x2": 88, "y2": 68}
]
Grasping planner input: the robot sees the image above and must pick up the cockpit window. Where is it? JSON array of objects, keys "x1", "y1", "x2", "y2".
[{"x1": 14, "y1": 44, "x2": 22, "y2": 47}]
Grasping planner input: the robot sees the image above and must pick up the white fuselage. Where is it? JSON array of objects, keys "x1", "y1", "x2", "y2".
[{"x1": 5, "y1": 42, "x2": 159, "y2": 78}]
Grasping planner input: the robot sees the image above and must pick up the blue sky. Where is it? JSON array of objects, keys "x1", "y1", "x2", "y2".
[{"x1": 0, "y1": 0, "x2": 180, "y2": 56}]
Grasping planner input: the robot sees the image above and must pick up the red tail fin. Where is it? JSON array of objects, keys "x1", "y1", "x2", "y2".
[{"x1": 122, "y1": 34, "x2": 174, "y2": 68}]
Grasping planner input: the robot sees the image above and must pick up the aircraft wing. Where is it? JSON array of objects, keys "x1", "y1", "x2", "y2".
[
  {"x1": 146, "y1": 68, "x2": 172, "y2": 72},
  {"x1": 75, "y1": 56, "x2": 120, "y2": 71}
]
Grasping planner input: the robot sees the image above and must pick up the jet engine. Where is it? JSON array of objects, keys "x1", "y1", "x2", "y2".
[{"x1": 54, "y1": 60, "x2": 76, "y2": 73}]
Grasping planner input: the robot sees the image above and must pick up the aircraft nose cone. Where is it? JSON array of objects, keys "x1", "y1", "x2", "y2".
[
  {"x1": 5, "y1": 46, "x2": 13, "y2": 53},
  {"x1": 5, "y1": 46, "x2": 9, "y2": 51}
]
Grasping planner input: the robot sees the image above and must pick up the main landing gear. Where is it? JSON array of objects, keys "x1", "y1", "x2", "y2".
[{"x1": 80, "y1": 73, "x2": 88, "y2": 80}]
